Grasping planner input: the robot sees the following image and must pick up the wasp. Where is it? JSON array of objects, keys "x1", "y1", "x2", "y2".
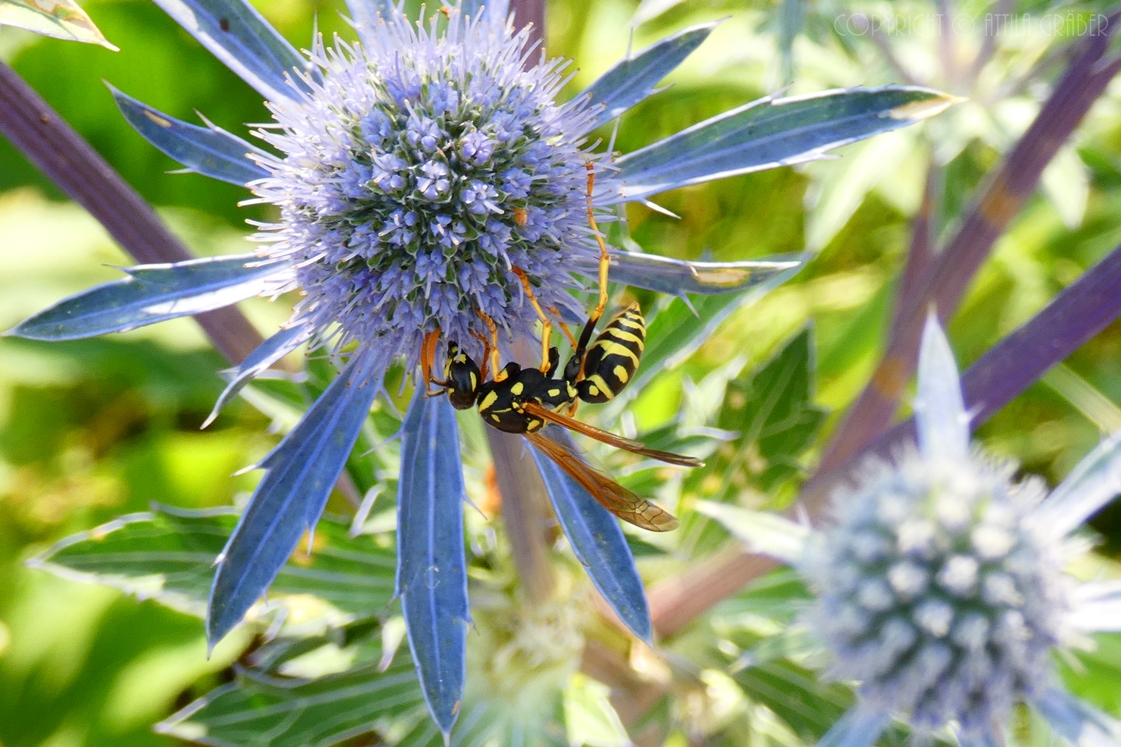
[
  {"x1": 420, "y1": 162, "x2": 699, "y2": 531},
  {"x1": 421, "y1": 304, "x2": 700, "y2": 532}
]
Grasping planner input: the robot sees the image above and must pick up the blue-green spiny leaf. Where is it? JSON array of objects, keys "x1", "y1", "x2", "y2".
[
  {"x1": 111, "y1": 86, "x2": 270, "y2": 187},
  {"x1": 616, "y1": 86, "x2": 956, "y2": 200},
  {"x1": 396, "y1": 393, "x2": 469, "y2": 739},
  {"x1": 7, "y1": 254, "x2": 286, "y2": 341}
]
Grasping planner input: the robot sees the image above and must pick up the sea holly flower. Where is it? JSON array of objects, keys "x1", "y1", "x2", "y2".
[
  {"x1": 6, "y1": 0, "x2": 953, "y2": 735},
  {"x1": 703, "y1": 316, "x2": 1121, "y2": 747}
]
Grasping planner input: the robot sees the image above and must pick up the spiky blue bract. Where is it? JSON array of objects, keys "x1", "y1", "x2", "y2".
[
  {"x1": 1034, "y1": 687, "x2": 1121, "y2": 747},
  {"x1": 151, "y1": 0, "x2": 313, "y2": 104},
  {"x1": 1035, "y1": 428, "x2": 1121, "y2": 539},
  {"x1": 204, "y1": 323, "x2": 312, "y2": 427},
  {"x1": 615, "y1": 86, "x2": 957, "y2": 200},
  {"x1": 816, "y1": 706, "x2": 890, "y2": 747},
  {"x1": 206, "y1": 348, "x2": 384, "y2": 646},
  {"x1": 914, "y1": 312, "x2": 969, "y2": 461},
  {"x1": 573, "y1": 250, "x2": 805, "y2": 297},
  {"x1": 250, "y1": 6, "x2": 612, "y2": 370},
  {"x1": 110, "y1": 86, "x2": 270, "y2": 187},
  {"x1": 6, "y1": 254, "x2": 287, "y2": 341},
  {"x1": 530, "y1": 428, "x2": 653, "y2": 643},
  {"x1": 581, "y1": 21, "x2": 719, "y2": 132},
  {"x1": 396, "y1": 393, "x2": 469, "y2": 738}
]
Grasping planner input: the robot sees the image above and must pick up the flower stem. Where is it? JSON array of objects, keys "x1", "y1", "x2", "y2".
[
  {"x1": 0, "y1": 59, "x2": 263, "y2": 365},
  {"x1": 475, "y1": 0, "x2": 558, "y2": 605},
  {"x1": 486, "y1": 428, "x2": 557, "y2": 603},
  {"x1": 511, "y1": 0, "x2": 545, "y2": 53}
]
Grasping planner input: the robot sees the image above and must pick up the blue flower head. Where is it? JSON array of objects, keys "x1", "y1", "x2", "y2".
[
  {"x1": 252, "y1": 10, "x2": 608, "y2": 366},
  {"x1": 803, "y1": 316, "x2": 1121, "y2": 746},
  {"x1": 8, "y1": 0, "x2": 954, "y2": 736}
]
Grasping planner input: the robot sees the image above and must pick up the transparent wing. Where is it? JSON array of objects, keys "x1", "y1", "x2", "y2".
[
  {"x1": 525, "y1": 431, "x2": 679, "y2": 532},
  {"x1": 521, "y1": 402, "x2": 703, "y2": 467}
]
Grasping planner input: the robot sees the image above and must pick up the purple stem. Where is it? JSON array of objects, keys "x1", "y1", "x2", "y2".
[
  {"x1": 806, "y1": 238, "x2": 1121, "y2": 507},
  {"x1": 511, "y1": 0, "x2": 545, "y2": 53},
  {"x1": 488, "y1": 0, "x2": 557, "y2": 603},
  {"x1": 816, "y1": 18, "x2": 1121, "y2": 478},
  {"x1": 0, "y1": 59, "x2": 263, "y2": 365},
  {"x1": 0, "y1": 60, "x2": 362, "y2": 508}
]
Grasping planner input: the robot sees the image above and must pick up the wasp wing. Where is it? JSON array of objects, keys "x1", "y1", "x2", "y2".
[
  {"x1": 526, "y1": 430, "x2": 679, "y2": 532},
  {"x1": 521, "y1": 401, "x2": 703, "y2": 467}
]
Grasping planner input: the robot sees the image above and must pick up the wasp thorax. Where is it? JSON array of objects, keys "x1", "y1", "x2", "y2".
[
  {"x1": 806, "y1": 452, "x2": 1072, "y2": 734},
  {"x1": 443, "y1": 341, "x2": 481, "y2": 410}
]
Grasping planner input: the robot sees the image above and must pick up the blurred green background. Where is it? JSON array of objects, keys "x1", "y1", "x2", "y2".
[{"x1": 4, "y1": 0, "x2": 1121, "y2": 744}]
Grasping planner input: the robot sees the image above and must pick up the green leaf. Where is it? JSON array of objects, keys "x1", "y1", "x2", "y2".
[
  {"x1": 28, "y1": 504, "x2": 397, "y2": 630},
  {"x1": 695, "y1": 501, "x2": 809, "y2": 563},
  {"x1": 563, "y1": 673, "x2": 631, "y2": 747},
  {"x1": 0, "y1": 0, "x2": 117, "y2": 49},
  {"x1": 700, "y1": 328, "x2": 825, "y2": 500},
  {"x1": 777, "y1": 0, "x2": 805, "y2": 83},
  {"x1": 713, "y1": 567, "x2": 810, "y2": 625},
  {"x1": 623, "y1": 261, "x2": 806, "y2": 400},
  {"x1": 395, "y1": 701, "x2": 528, "y2": 747},
  {"x1": 730, "y1": 658, "x2": 854, "y2": 742},
  {"x1": 156, "y1": 660, "x2": 425, "y2": 747}
]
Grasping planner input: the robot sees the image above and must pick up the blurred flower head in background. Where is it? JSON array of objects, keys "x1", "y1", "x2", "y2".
[{"x1": 804, "y1": 316, "x2": 1121, "y2": 745}]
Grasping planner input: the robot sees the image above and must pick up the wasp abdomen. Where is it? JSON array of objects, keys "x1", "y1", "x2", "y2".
[{"x1": 576, "y1": 303, "x2": 646, "y2": 404}]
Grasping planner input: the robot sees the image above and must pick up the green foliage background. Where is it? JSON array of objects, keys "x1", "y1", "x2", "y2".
[{"x1": 3, "y1": 0, "x2": 1121, "y2": 745}]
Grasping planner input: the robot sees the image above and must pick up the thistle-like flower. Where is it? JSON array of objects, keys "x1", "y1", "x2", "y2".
[
  {"x1": 711, "y1": 316, "x2": 1121, "y2": 746},
  {"x1": 252, "y1": 11, "x2": 608, "y2": 366},
  {"x1": 8, "y1": 0, "x2": 953, "y2": 735}
]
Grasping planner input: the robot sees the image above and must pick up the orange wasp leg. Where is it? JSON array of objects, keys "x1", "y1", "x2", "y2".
[
  {"x1": 467, "y1": 328, "x2": 491, "y2": 382},
  {"x1": 421, "y1": 328, "x2": 447, "y2": 396},
  {"x1": 548, "y1": 308, "x2": 578, "y2": 350},
  {"x1": 512, "y1": 267, "x2": 553, "y2": 373},
  {"x1": 474, "y1": 308, "x2": 503, "y2": 381},
  {"x1": 585, "y1": 161, "x2": 610, "y2": 330}
]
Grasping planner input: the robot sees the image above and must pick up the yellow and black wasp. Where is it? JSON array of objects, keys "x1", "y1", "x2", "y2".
[
  {"x1": 420, "y1": 161, "x2": 699, "y2": 531},
  {"x1": 421, "y1": 302, "x2": 700, "y2": 532}
]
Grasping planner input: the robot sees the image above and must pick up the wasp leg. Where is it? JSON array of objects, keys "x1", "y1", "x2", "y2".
[
  {"x1": 512, "y1": 266, "x2": 553, "y2": 374},
  {"x1": 548, "y1": 306, "x2": 578, "y2": 351},
  {"x1": 467, "y1": 328, "x2": 491, "y2": 382},
  {"x1": 475, "y1": 309, "x2": 503, "y2": 382},
  {"x1": 421, "y1": 328, "x2": 448, "y2": 396},
  {"x1": 585, "y1": 161, "x2": 610, "y2": 331}
]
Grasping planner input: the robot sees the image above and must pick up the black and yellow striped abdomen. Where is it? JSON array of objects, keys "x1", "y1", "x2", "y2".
[{"x1": 576, "y1": 303, "x2": 646, "y2": 404}]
